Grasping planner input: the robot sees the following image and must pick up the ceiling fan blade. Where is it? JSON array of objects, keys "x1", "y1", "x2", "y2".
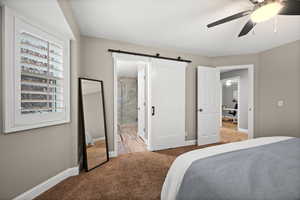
[
  {"x1": 207, "y1": 10, "x2": 252, "y2": 28},
  {"x1": 238, "y1": 20, "x2": 256, "y2": 37},
  {"x1": 279, "y1": 0, "x2": 300, "y2": 15}
]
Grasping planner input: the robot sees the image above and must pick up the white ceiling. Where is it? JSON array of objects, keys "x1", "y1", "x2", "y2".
[
  {"x1": 0, "y1": 0, "x2": 74, "y2": 39},
  {"x1": 70, "y1": 0, "x2": 300, "y2": 56},
  {"x1": 117, "y1": 61, "x2": 138, "y2": 77}
]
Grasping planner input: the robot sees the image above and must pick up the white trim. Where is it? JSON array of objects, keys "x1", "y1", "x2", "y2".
[
  {"x1": 149, "y1": 140, "x2": 197, "y2": 151},
  {"x1": 109, "y1": 151, "x2": 117, "y2": 158},
  {"x1": 138, "y1": 133, "x2": 148, "y2": 145},
  {"x1": 113, "y1": 55, "x2": 118, "y2": 156},
  {"x1": 216, "y1": 64, "x2": 254, "y2": 139},
  {"x1": 219, "y1": 82, "x2": 223, "y2": 127},
  {"x1": 238, "y1": 128, "x2": 249, "y2": 133},
  {"x1": 2, "y1": 6, "x2": 71, "y2": 133},
  {"x1": 151, "y1": 139, "x2": 197, "y2": 151},
  {"x1": 94, "y1": 136, "x2": 105, "y2": 142},
  {"x1": 147, "y1": 145, "x2": 153, "y2": 151},
  {"x1": 185, "y1": 139, "x2": 196, "y2": 146},
  {"x1": 13, "y1": 167, "x2": 79, "y2": 200},
  {"x1": 146, "y1": 60, "x2": 152, "y2": 150}
]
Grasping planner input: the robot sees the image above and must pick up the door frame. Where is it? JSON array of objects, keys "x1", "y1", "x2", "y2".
[
  {"x1": 137, "y1": 66, "x2": 147, "y2": 143},
  {"x1": 220, "y1": 76, "x2": 240, "y2": 129},
  {"x1": 113, "y1": 53, "x2": 152, "y2": 157},
  {"x1": 216, "y1": 64, "x2": 254, "y2": 139}
]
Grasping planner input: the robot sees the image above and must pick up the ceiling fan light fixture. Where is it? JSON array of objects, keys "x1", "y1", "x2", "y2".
[{"x1": 250, "y1": 2, "x2": 283, "y2": 23}]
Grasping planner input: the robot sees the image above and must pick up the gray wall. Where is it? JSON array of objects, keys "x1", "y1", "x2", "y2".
[
  {"x1": 118, "y1": 77, "x2": 138, "y2": 125},
  {"x1": 0, "y1": 0, "x2": 80, "y2": 199},
  {"x1": 258, "y1": 41, "x2": 300, "y2": 137},
  {"x1": 222, "y1": 83, "x2": 238, "y2": 108},
  {"x1": 83, "y1": 92, "x2": 105, "y2": 139},
  {"x1": 80, "y1": 36, "x2": 212, "y2": 150},
  {"x1": 221, "y1": 69, "x2": 249, "y2": 130},
  {"x1": 222, "y1": 83, "x2": 238, "y2": 114},
  {"x1": 213, "y1": 40, "x2": 300, "y2": 138}
]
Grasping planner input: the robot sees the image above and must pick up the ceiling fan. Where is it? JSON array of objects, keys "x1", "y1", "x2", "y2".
[{"x1": 207, "y1": 0, "x2": 300, "y2": 37}]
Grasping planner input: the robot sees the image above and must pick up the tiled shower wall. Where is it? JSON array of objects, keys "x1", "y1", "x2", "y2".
[{"x1": 118, "y1": 77, "x2": 137, "y2": 125}]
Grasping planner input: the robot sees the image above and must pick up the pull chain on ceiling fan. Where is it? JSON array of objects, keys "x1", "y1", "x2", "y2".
[{"x1": 207, "y1": 0, "x2": 300, "y2": 37}]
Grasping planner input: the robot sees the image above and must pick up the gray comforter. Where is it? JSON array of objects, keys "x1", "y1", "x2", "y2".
[{"x1": 176, "y1": 138, "x2": 300, "y2": 200}]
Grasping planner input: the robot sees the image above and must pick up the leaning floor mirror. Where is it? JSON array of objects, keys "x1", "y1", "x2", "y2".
[{"x1": 79, "y1": 78, "x2": 109, "y2": 171}]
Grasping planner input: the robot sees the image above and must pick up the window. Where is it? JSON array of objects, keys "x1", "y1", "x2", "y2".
[
  {"x1": 3, "y1": 7, "x2": 70, "y2": 133},
  {"x1": 20, "y1": 32, "x2": 65, "y2": 115}
]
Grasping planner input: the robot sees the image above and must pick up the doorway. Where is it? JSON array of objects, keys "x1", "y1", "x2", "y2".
[
  {"x1": 197, "y1": 65, "x2": 254, "y2": 146},
  {"x1": 116, "y1": 60, "x2": 148, "y2": 155},
  {"x1": 113, "y1": 53, "x2": 188, "y2": 156},
  {"x1": 220, "y1": 76, "x2": 248, "y2": 143}
]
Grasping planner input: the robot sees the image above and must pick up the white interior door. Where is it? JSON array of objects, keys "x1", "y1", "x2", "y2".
[
  {"x1": 248, "y1": 66, "x2": 254, "y2": 139},
  {"x1": 137, "y1": 65, "x2": 146, "y2": 141},
  {"x1": 197, "y1": 66, "x2": 220, "y2": 145},
  {"x1": 150, "y1": 58, "x2": 186, "y2": 150}
]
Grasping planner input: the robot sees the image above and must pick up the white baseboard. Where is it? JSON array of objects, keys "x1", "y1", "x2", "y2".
[
  {"x1": 147, "y1": 145, "x2": 153, "y2": 151},
  {"x1": 13, "y1": 166, "x2": 79, "y2": 200},
  {"x1": 109, "y1": 151, "x2": 117, "y2": 158},
  {"x1": 138, "y1": 134, "x2": 148, "y2": 145},
  {"x1": 185, "y1": 139, "x2": 197, "y2": 146},
  {"x1": 94, "y1": 136, "x2": 105, "y2": 142},
  {"x1": 149, "y1": 140, "x2": 197, "y2": 151},
  {"x1": 111, "y1": 140, "x2": 196, "y2": 155},
  {"x1": 238, "y1": 128, "x2": 248, "y2": 133}
]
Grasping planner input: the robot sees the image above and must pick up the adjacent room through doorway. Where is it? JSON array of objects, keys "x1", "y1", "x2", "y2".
[
  {"x1": 219, "y1": 68, "x2": 250, "y2": 143},
  {"x1": 117, "y1": 61, "x2": 148, "y2": 155}
]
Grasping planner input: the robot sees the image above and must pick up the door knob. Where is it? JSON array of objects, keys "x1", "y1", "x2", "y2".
[{"x1": 198, "y1": 109, "x2": 203, "y2": 112}]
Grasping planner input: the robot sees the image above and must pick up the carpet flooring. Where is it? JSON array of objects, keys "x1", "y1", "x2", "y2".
[
  {"x1": 35, "y1": 122, "x2": 246, "y2": 200},
  {"x1": 35, "y1": 144, "x2": 219, "y2": 200}
]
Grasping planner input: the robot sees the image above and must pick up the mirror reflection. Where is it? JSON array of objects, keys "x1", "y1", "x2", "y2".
[{"x1": 80, "y1": 78, "x2": 109, "y2": 171}]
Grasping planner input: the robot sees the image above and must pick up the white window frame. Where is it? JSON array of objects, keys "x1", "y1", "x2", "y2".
[{"x1": 2, "y1": 7, "x2": 70, "y2": 133}]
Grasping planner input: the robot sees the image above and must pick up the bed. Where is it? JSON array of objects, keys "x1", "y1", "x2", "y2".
[{"x1": 161, "y1": 137, "x2": 300, "y2": 200}]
